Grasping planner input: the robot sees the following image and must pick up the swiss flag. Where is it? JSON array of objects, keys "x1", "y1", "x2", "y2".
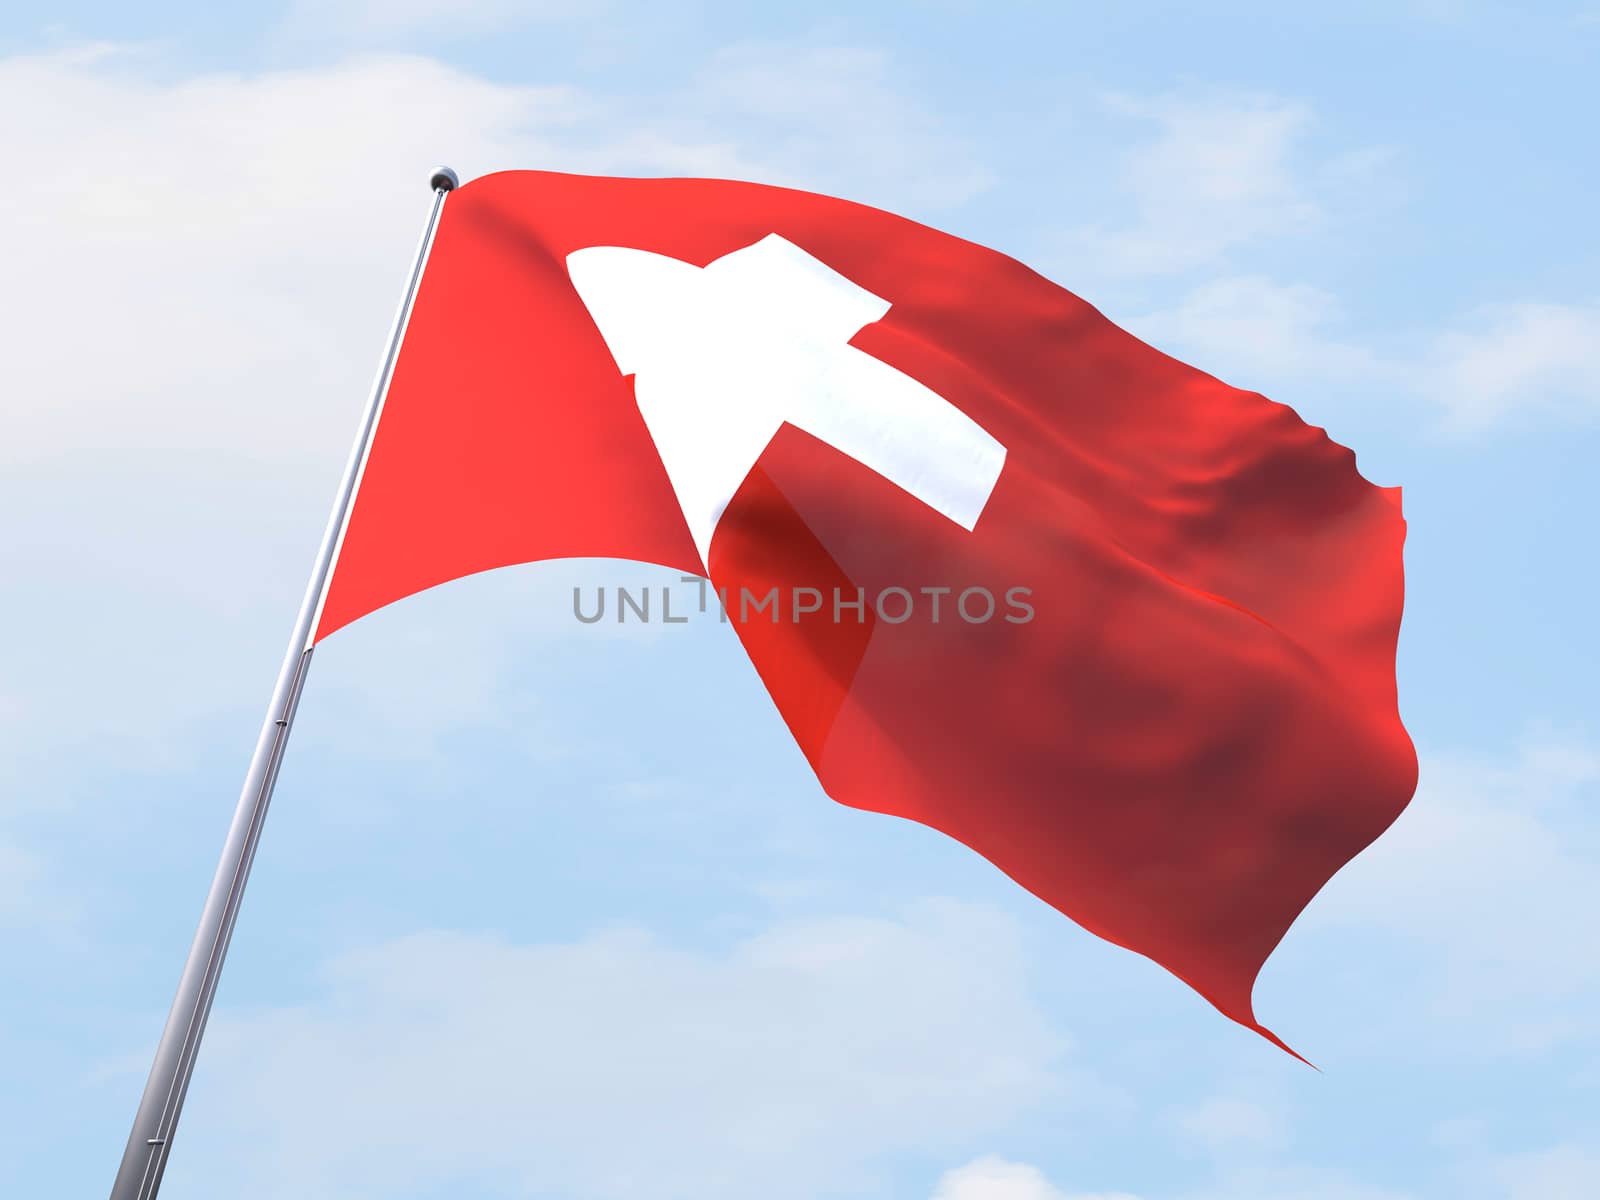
[{"x1": 315, "y1": 170, "x2": 1416, "y2": 1054}]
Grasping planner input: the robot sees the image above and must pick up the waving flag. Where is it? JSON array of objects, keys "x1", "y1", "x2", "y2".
[{"x1": 313, "y1": 170, "x2": 1417, "y2": 1052}]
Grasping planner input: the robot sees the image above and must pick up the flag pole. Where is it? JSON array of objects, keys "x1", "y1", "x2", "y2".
[{"x1": 108, "y1": 166, "x2": 460, "y2": 1200}]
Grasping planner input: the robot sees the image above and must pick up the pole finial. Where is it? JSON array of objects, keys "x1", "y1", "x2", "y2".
[{"x1": 430, "y1": 166, "x2": 460, "y2": 193}]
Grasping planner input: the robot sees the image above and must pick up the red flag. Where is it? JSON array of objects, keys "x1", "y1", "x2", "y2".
[{"x1": 314, "y1": 171, "x2": 1416, "y2": 1052}]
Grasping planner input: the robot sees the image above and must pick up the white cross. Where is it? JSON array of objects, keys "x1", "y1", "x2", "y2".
[{"x1": 567, "y1": 233, "x2": 1007, "y2": 568}]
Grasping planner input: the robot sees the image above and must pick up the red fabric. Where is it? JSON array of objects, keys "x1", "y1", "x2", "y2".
[{"x1": 317, "y1": 171, "x2": 1416, "y2": 1051}]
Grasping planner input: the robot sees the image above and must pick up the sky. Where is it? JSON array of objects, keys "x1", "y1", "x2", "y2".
[{"x1": 2, "y1": 2, "x2": 1598, "y2": 1198}]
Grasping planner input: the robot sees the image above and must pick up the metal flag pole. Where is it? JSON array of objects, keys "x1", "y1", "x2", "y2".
[{"x1": 108, "y1": 166, "x2": 460, "y2": 1200}]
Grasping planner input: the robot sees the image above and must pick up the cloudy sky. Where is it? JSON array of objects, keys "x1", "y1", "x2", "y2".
[{"x1": 3, "y1": 2, "x2": 1598, "y2": 1198}]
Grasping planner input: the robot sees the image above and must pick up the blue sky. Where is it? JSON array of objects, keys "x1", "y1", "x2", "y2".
[{"x1": 2, "y1": 2, "x2": 1598, "y2": 1197}]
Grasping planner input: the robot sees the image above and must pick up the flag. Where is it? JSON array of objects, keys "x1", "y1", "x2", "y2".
[{"x1": 313, "y1": 170, "x2": 1417, "y2": 1053}]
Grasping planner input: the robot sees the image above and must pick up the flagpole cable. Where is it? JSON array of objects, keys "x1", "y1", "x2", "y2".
[{"x1": 107, "y1": 166, "x2": 460, "y2": 1200}]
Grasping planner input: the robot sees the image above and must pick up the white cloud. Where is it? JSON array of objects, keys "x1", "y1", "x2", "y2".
[
  {"x1": 1185, "y1": 1165, "x2": 1417, "y2": 1200},
  {"x1": 1497, "y1": 1144, "x2": 1600, "y2": 1200},
  {"x1": 928, "y1": 1157, "x2": 1426, "y2": 1200},
  {"x1": 1277, "y1": 732, "x2": 1600, "y2": 1053},
  {"x1": 932, "y1": 1156, "x2": 1141, "y2": 1200},
  {"x1": 0, "y1": 45, "x2": 588, "y2": 467},
  {"x1": 1045, "y1": 89, "x2": 1600, "y2": 437},
  {"x1": 678, "y1": 43, "x2": 991, "y2": 211},
  {"x1": 284, "y1": 0, "x2": 583, "y2": 39},
  {"x1": 0, "y1": 811, "x2": 72, "y2": 934},
  {"x1": 1425, "y1": 300, "x2": 1600, "y2": 431},
  {"x1": 1, "y1": 41, "x2": 984, "y2": 470},
  {"x1": 1174, "y1": 1096, "x2": 1284, "y2": 1153},
  {"x1": 1125, "y1": 276, "x2": 1600, "y2": 439},
  {"x1": 0, "y1": 842, "x2": 43, "y2": 924},
  {"x1": 1062, "y1": 93, "x2": 1330, "y2": 279},
  {"x1": 1430, "y1": 1115, "x2": 1489, "y2": 1149},
  {"x1": 161, "y1": 902, "x2": 1066, "y2": 1200},
  {"x1": 0, "y1": 46, "x2": 591, "y2": 779},
  {"x1": 928, "y1": 1154, "x2": 1430, "y2": 1200},
  {"x1": 1127, "y1": 275, "x2": 1378, "y2": 391}
]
